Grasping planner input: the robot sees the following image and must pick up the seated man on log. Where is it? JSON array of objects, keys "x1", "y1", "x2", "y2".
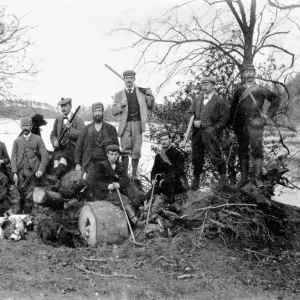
[
  {"x1": 50, "y1": 97, "x2": 85, "y2": 182},
  {"x1": 75, "y1": 102, "x2": 119, "y2": 197},
  {"x1": 149, "y1": 130, "x2": 188, "y2": 202},
  {"x1": 11, "y1": 117, "x2": 49, "y2": 213},
  {"x1": 93, "y1": 145, "x2": 140, "y2": 225}
]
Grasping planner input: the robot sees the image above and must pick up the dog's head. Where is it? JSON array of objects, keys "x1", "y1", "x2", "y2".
[
  {"x1": 57, "y1": 226, "x2": 75, "y2": 248},
  {"x1": 31, "y1": 114, "x2": 47, "y2": 128}
]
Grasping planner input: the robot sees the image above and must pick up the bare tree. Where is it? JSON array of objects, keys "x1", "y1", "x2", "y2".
[
  {"x1": 0, "y1": 5, "x2": 38, "y2": 117},
  {"x1": 112, "y1": 0, "x2": 300, "y2": 90}
]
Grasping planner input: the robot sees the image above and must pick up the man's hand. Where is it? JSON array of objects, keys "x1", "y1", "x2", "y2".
[
  {"x1": 0, "y1": 159, "x2": 4, "y2": 165},
  {"x1": 35, "y1": 171, "x2": 43, "y2": 178},
  {"x1": 108, "y1": 183, "x2": 114, "y2": 190},
  {"x1": 120, "y1": 99, "x2": 127, "y2": 107},
  {"x1": 193, "y1": 120, "x2": 201, "y2": 128},
  {"x1": 13, "y1": 173, "x2": 18, "y2": 186},
  {"x1": 53, "y1": 140, "x2": 59, "y2": 148},
  {"x1": 75, "y1": 164, "x2": 81, "y2": 171},
  {"x1": 113, "y1": 182, "x2": 120, "y2": 189},
  {"x1": 83, "y1": 172, "x2": 87, "y2": 180},
  {"x1": 65, "y1": 122, "x2": 72, "y2": 129}
]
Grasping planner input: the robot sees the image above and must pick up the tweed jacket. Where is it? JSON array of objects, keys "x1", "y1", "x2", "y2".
[
  {"x1": 0, "y1": 141, "x2": 10, "y2": 165},
  {"x1": 50, "y1": 114, "x2": 85, "y2": 147},
  {"x1": 93, "y1": 160, "x2": 129, "y2": 200},
  {"x1": 187, "y1": 93, "x2": 229, "y2": 133},
  {"x1": 229, "y1": 84, "x2": 281, "y2": 129},
  {"x1": 111, "y1": 87, "x2": 155, "y2": 136},
  {"x1": 74, "y1": 121, "x2": 119, "y2": 170},
  {"x1": 11, "y1": 134, "x2": 49, "y2": 174}
]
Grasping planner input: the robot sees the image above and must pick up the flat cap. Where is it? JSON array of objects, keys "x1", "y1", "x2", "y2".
[
  {"x1": 123, "y1": 70, "x2": 136, "y2": 77},
  {"x1": 106, "y1": 144, "x2": 120, "y2": 153},
  {"x1": 58, "y1": 97, "x2": 72, "y2": 106},
  {"x1": 243, "y1": 63, "x2": 255, "y2": 71},
  {"x1": 92, "y1": 102, "x2": 104, "y2": 111},
  {"x1": 201, "y1": 76, "x2": 216, "y2": 84},
  {"x1": 157, "y1": 129, "x2": 171, "y2": 139},
  {"x1": 20, "y1": 117, "x2": 32, "y2": 125}
]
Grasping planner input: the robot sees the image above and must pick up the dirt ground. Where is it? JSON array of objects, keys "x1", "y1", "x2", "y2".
[{"x1": 0, "y1": 223, "x2": 300, "y2": 300}]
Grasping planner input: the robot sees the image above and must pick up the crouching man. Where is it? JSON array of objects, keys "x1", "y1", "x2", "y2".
[
  {"x1": 11, "y1": 117, "x2": 49, "y2": 213},
  {"x1": 93, "y1": 145, "x2": 140, "y2": 225},
  {"x1": 150, "y1": 130, "x2": 188, "y2": 202}
]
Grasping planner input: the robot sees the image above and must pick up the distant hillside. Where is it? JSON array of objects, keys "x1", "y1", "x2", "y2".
[{"x1": 0, "y1": 105, "x2": 60, "y2": 119}]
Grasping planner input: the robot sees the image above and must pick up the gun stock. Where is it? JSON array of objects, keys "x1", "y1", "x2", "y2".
[{"x1": 182, "y1": 115, "x2": 195, "y2": 146}]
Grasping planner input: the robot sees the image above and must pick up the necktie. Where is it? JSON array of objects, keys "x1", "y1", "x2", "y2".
[{"x1": 128, "y1": 89, "x2": 132, "y2": 94}]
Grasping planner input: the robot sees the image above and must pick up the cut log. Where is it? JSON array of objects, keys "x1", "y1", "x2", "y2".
[
  {"x1": 33, "y1": 187, "x2": 64, "y2": 209},
  {"x1": 78, "y1": 201, "x2": 128, "y2": 246}
]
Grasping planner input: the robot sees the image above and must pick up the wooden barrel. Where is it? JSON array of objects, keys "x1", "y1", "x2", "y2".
[{"x1": 78, "y1": 201, "x2": 128, "y2": 246}]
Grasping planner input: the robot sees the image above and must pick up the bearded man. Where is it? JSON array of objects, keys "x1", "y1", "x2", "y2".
[
  {"x1": 229, "y1": 64, "x2": 281, "y2": 187},
  {"x1": 75, "y1": 102, "x2": 119, "y2": 197}
]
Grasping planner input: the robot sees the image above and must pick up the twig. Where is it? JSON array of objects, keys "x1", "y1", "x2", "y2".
[
  {"x1": 244, "y1": 248, "x2": 276, "y2": 259},
  {"x1": 177, "y1": 274, "x2": 198, "y2": 279},
  {"x1": 153, "y1": 256, "x2": 169, "y2": 262},
  {"x1": 82, "y1": 256, "x2": 122, "y2": 263},
  {"x1": 195, "y1": 203, "x2": 257, "y2": 211},
  {"x1": 74, "y1": 264, "x2": 137, "y2": 279}
]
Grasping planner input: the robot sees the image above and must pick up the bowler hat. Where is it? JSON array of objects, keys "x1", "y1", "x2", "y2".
[
  {"x1": 201, "y1": 76, "x2": 216, "y2": 84},
  {"x1": 92, "y1": 102, "x2": 104, "y2": 111},
  {"x1": 123, "y1": 70, "x2": 136, "y2": 77},
  {"x1": 243, "y1": 63, "x2": 255, "y2": 71},
  {"x1": 58, "y1": 97, "x2": 72, "y2": 106},
  {"x1": 106, "y1": 144, "x2": 120, "y2": 153}
]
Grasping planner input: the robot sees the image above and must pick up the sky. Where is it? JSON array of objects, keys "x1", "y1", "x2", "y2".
[
  {"x1": 2, "y1": 0, "x2": 183, "y2": 109},
  {"x1": 2, "y1": 0, "x2": 300, "y2": 109}
]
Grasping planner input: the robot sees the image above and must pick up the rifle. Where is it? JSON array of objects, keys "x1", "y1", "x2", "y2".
[
  {"x1": 104, "y1": 64, "x2": 151, "y2": 96},
  {"x1": 182, "y1": 115, "x2": 195, "y2": 146},
  {"x1": 57, "y1": 106, "x2": 81, "y2": 147}
]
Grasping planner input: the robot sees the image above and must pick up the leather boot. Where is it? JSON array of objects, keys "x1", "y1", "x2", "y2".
[
  {"x1": 122, "y1": 156, "x2": 129, "y2": 177},
  {"x1": 132, "y1": 159, "x2": 139, "y2": 180},
  {"x1": 253, "y1": 158, "x2": 264, "y2": 188},
  {"x1": 236, "y1": 159, "x2": 249, "y2": 188},
  {"x1": 191, "y1": 175, "x2": 200, "y2": 191}
]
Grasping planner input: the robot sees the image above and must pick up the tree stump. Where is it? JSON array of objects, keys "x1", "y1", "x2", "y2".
[
  {"x1": 33, "y1": 187, "x2": 64, "y2": 209},
  {"x1": 78, "y1": 201, "x2": 128, "y2": 246}
]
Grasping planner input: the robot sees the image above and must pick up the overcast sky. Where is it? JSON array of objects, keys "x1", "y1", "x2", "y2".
[{"x1": 3, "y1": 0, "x2": 300, "y2": 109}]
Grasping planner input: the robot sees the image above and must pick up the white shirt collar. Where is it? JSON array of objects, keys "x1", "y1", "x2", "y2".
[
  {"x1": 23, "y1": 132, "x2": 31, "y2": 140},
  {"x1": 64, "y1": 111, "x2": 72, "y2": 119},
  {"x1": 126, "y1": 86, "x2": 135, "y2": 93}
]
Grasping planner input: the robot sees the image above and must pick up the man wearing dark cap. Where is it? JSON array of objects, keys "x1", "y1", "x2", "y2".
[
  {"x1": 229, "y1": 63, "x2": 281, "y2": 188},
  {"x1": 150, "y1": 130, "x2": 188, "y2": 202},
  {"x1": 75, "y1": 102, "x2": 119, "y2": 197},
  {"x1": 111, "y1": 70, "x2": 155, "y2": 180},
  {"x1": 93, "y1": 144, "x2": 140, "y2": 225},
  {"x1": 11, "y1": 117, "x2": 49, "y2": 213},
  {"x1": 187, "y1": 76, "x2": 230, "y2": 191},
  {"x1": 50, "y1": 97, "x2": 85, "y2": 181}
]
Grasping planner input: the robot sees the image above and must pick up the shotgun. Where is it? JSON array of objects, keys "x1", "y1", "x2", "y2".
[{"x1": 57, "y1": 106, "x2": 81, "y2": 147}]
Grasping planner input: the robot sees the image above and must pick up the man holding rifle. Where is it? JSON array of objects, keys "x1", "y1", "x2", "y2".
[
  {"x1": 50, "y1": 97, "x2": 85, "y2": 181},
  {"x1": 111, "y1": 70, "x2": 155, "y2": 180},
  {"x1": 187, "y1": 76, "x2": 229, "y2": 191}
]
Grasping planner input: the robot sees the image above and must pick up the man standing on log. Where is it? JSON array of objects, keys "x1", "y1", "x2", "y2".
[
  {"x1": 229, "y1": 64, "x2": 281, "y2": 188},
  {"x1": 75, "y1": 102, "x2": 119, "y2": 196},
  {"x1": 50, "y1": 98, "x2": 85, "y2": 181},
  {"x1": 93, "y1": 144, "x2": 140, "y2": 225},
  {"x1": 187, "y1": 76, "x2": 230, "y2": 191},
  {"x1": 150, "y1": 130, "x2": 188, "y2": 202},
  {"x1": 111, "y1": 70, "x2": 155, "y2": 180},
  {"x1": 11, "y1": 117, "x2": 49, "y2": 213}
]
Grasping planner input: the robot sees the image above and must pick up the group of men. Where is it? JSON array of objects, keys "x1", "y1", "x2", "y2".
[{"x1": 0, "y1": 64, "x2": 280, "y2": 219}]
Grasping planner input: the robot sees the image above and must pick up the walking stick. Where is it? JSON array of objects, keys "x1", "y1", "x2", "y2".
[
  {"x1": 116, "y1": 188, "x2": 143, "y2": 247},
  {"x1": 146, "y1": 173, "x2": 159, "y2": 225}
]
